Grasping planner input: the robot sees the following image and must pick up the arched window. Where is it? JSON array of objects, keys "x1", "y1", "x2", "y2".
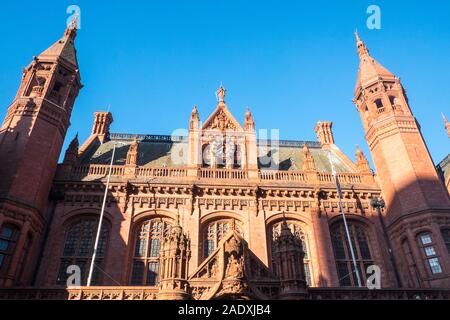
[
  {"x1": 269, "y1": 221, "x2": 312, "y2": 286},
  {"x1": 202, "y1": 218, "x2": 242, "y2": 259},
  {"x1": 331, "y1": 221, "x2": 373, "y2": 287},
  {"x1": 417, "y1": 232, "x2": 443, "y2": 275},
  {"x1": 57, "y1": 218, "x2": 109, "y2": 286},
  {"x1": 0, "y1": 224, "x2": 20, "y2": 277},
  {"x1": 131, "y1": 219, "x2": 172, "y2": 286}
]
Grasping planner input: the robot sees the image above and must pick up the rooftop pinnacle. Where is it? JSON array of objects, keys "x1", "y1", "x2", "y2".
[{"x1": 354, "y1": 32, "x2": 395, "y2": 93}]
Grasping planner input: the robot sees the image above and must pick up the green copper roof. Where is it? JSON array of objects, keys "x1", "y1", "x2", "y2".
[{"x1": 79, "y1": 134, "x2": 354, "y2": 173}]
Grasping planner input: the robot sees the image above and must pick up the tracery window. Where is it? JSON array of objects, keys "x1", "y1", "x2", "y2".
[
  {"x1": 0, "y1": 224, "x2": 19, "y2": 276},
  {"x1": 131, "y1": 219, "x2": 172, "y2": 286},
  {"x1": 57, "y1": 218, "x2": 109, "y2": 286},
  {"x1": 269, "y1": 221, "x2": 313, "y2": 286},
  {"x1": 418, "y1": 232, "x2": 443, "y2": 275},
  {"x1": 331, "y1": 221, "x2": 373, "y2": 287},
  {"x1": 202, "y1": 219, "x2": 242, "y2": 258}
]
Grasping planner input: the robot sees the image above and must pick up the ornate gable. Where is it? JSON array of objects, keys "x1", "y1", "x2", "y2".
[
  {"x1": 201, "y1": 86, "x2": 244, "y2": 132},
  {"x1": 188, "y1": 231, "x2": 279, "y2": 300}
]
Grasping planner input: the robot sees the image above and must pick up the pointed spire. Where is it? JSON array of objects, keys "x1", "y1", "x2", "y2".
[
  {"x1": 63, "y1": 134, "x2": 79, "y2": 164},
  {"x1": 279, "y1": 219, "x2": 293, "y2": 238},
  {"x1": 354, "y1": 32, "x2": 395, "y2": 93},
  {"x1": 443, "y1": 113, "x2": 450, "y2": 138},
  {"x1": 190, "y1": 105, "x2": 200, "y2": 130},
  {"x1": 64, "y1": 14, "x2": 79, "y2": 39},
  {"x1": 244, "y1": 107, "x2": 255, "y2": 131},
  {"x1": 355, "y1": 145, "x2": 371, "y2": 174},
  {"x1": 172, "y1": 210, "x2": 183, "y2": 235},
  {"x1": 302, "y1": 143, "x2": 316, "y2": 171},
  {"x1": 126, "y1": 137, "x2": 139, "y2": 165},
  {"x1": 355, "y1": 30, "x2": 369, "y2": 58},
  {"x1": 38, "y1": 18, "x2": 79, "y2": 67}
]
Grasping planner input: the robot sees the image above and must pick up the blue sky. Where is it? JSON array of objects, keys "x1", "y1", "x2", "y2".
[{"x1": 0, "y1": 0, "x2": 449, "y2": 165}]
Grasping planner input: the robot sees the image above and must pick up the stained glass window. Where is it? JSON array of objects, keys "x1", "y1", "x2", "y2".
[
  {"x1": 131, "y1": 219, "x2": 172, "y2": 286},
  {"x1": 57, "y1": 218, "x2": 109, "y2": 286},
  {"x1": 331, "y1": 221, "x2": 373, "y2": 287},
  {"x1": 203, "y1": 219, "x2": 242, "y2": 258}
]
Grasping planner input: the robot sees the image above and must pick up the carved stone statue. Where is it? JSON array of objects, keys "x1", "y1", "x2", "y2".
[{"x1": 225, "y1": 255, "x2": 244, "y2": 279}]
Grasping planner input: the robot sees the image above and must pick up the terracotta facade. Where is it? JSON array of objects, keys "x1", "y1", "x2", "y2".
[{"x1": 0, "y1": 25, "x2": 449, "y2": 300}]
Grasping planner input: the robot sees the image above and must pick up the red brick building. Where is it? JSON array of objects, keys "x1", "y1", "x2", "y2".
[{"x1": 0, "y1": 24, "x2": 449, "y2": 300}]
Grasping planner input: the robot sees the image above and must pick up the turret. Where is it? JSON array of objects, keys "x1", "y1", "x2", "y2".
[
  {"x1": 0, "y1": 20, "x2": 82, "y2": 287},
  {"x1": 353, "y1": 32, "x2": 450, "y2": 288}
]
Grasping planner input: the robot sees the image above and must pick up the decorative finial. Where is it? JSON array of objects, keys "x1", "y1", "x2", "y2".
[
  {"x1": 65, "y1": 14, "x2": 79, "y2": 38},
  {"x1": 69, "y1": 14, "x2": 80, "y2": 30},
  {"x1": 355, "y1": 31, "x2": 369, "y2": 58},
  {"x1": 443, "y1": 113, "x2": 450, "y2": 138},
  {"x1": 216, "y1": 85, "x2": 226, "y2": 103},
  {"x1": 355, "y1": 29, "x2": 361, "y2": 43}
]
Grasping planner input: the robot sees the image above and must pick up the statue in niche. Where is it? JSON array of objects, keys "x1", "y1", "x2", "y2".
[{"x1": 225, "y1": 254, "x2": 244, "y2": 279}]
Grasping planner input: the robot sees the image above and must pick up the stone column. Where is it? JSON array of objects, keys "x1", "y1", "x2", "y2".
[
  {"x1": 311, "y1": 209, "x2": 339, "y2": 287},
  {"x1": 247, "y1": 205, "x2": 268, "y2": 266}
]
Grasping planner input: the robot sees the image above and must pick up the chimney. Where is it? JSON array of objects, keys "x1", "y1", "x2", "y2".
[
  {"x1": 314, "y1": 121, "x2": 335, "y2": 147},
  {"x1": 92, "y1": 112, "x2": 113, "y2": 143}
]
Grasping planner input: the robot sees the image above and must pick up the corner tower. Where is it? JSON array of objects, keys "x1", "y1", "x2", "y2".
[
  {"x1": 353, "y1": 33, "x2": 450, "y2": 288},
  {"x1": 0, "y1": 22, "x2": 82, "y2": 286}
]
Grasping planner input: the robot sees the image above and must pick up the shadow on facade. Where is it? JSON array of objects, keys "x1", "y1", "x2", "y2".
[
  {"x1": 378, "y1": 176, "x2": 450, "y2": 289},
  {"x1": 35, "y1": 186, "x2": 128, "y2": 287}
]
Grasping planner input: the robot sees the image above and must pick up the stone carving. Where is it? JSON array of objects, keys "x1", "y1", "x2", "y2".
[
  {"x1": 208, "y1": 110, "x2": 237, "y2": 131},
  {"x1": 225, "y1": 255, "x2": 244, "y2": 279}
]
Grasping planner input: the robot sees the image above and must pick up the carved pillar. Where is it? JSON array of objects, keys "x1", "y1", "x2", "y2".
[
  {"x1": 158, "y1": 222, "x2": 191, "y2": 300},
  {"x1": 272, "y1": 221, "x2": 308, "y2": 299}
]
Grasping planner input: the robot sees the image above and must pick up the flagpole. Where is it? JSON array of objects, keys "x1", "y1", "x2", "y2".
[
  {"x1": 87, "y1": 144, "x2": 116, "y2": 287},
  {"x1": 328, "y1": 152, "x2": 363, "y2": 287}
]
